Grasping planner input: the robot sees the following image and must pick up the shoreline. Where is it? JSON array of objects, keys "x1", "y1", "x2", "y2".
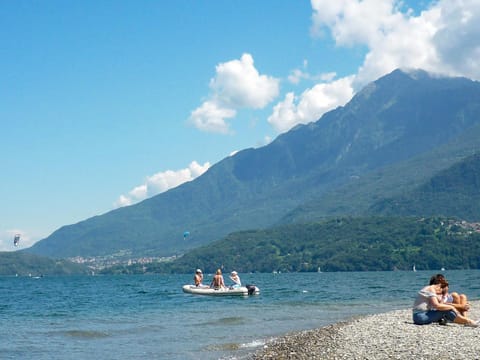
[{"x1": 250, "y1": 300, "x2": 480, "y2": 359}]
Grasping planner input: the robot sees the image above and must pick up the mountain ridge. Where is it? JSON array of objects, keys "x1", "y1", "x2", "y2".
[{"x1": 26, "y1": 69, "x2": 480, "y2": 258}]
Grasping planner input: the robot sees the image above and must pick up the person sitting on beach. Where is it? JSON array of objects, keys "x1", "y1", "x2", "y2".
[
  {"x1": 210, "y1": 269, "x2": 226, "y2": 289},
  {"x1": 229, "y1": 271, "x2": 241, "y2": 288},
  {"x1": 429, "y1": 274, "x2": 470, "y2": 316},
  {"x1": 413, "y1": 276, "x2": 479, "y2": 326},
  {"x1": 194, "y1": 269, "x2": 203, "y2": 287}
]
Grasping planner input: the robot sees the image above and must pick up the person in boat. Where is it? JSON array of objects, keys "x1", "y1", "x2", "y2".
[
  {"x1": 194, "y1": 269, "x2": 204, "y2": 287},
  {"x1": 413, "y1": 275, "x2": 478, "y2": 326},
  {"x1": 229, "y1": 271, "x2": 241, "y2": 288},
  {"x1": 429, "y1": 274, "x2": 470, "y2": 316},
  {"x1": 210, "y1": 269, "x2": 226, "y2": 289}
]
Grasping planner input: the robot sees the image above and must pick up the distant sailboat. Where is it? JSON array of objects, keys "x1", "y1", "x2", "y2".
[{"x1": 413, "y1": 264, "x2": 417, "y2": 272}]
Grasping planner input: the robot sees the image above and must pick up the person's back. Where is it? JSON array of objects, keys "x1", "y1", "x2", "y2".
[{"x1": 211, "y1": 269, "x2": 225, "y2": 289}]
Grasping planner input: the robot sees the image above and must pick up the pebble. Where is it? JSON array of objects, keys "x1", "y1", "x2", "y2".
[{"x1": 250, "y1": 301, "x2": 480, "y2": 359}]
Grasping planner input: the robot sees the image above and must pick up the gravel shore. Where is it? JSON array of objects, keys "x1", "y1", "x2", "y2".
[{"x1": 251, "y1": 300, "x2": 480, "y2": 359}]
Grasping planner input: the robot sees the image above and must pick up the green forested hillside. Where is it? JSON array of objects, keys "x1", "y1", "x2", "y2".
[
  {"x1": 0, "y1": 252, "x2": 89, "y2": 276},
  {"x1": 369, "y1": 152, "x2": 480, "y2": 220},
  {"x1": 102, "y1": 216, "x2": 480, "y2": 274},
  {"x1": 281, "y1": 128, "x2": 480, "y2": 224}
]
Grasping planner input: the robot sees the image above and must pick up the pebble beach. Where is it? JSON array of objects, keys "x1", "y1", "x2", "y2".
[{"x1": 251, "y1": 300, "x2": 480, "y2": 359}]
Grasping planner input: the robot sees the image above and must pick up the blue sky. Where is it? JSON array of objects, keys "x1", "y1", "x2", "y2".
[{"x1": 2, "y1": 0, "x2": 479, "y2": 251}]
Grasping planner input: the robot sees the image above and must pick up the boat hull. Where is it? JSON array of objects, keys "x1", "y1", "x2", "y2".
[{"x1": 182, "y1": 284, "x2": 260, "y2": 296}]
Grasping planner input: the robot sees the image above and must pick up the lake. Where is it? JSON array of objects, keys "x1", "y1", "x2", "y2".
[{"x1": 1, "y1": 270, "x2": 479, "y2": 359}]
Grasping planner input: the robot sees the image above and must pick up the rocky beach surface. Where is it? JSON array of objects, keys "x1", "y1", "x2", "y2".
[{"x1": 251, "y1": 300, "x2": 480, "y2": 359}]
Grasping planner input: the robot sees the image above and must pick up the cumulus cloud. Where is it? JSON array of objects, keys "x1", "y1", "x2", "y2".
[
  {"x1": 115, "y1": 161, "x2": 210, "y2": 207},
  {"x1": 432, "y1": 0, "x2": 480, "y2": 79},
  {"x1": 188, "y1": 53, "x2": 280, "y2": 134},
  {"x1": 310, "y1": 0, "x2": 480, "y2": 88},
  {"x1": 188, "y1": 101, "x2": 236, "y2": 134},
  {"x1": 311, "y1": 0, "x2": 408, "y2": 47},
  {"x1": 211, "y1": 53, "x2": 280, "y2": 108},
  {"x1": 268, "y1": 76, "x2": 355, "y2": 133}
]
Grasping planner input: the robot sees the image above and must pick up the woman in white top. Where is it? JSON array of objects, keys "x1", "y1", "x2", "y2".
[
  {"x1": 229, "y1": 271, "x2": 241, "y2": 288},
  {"x1": 413, "y1": 277, "x2": 478, "y2": 326}
]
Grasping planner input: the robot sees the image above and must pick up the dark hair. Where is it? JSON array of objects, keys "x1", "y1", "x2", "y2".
[{"x1": 429, "y1": 273, "x2": 446, "y2": 285}]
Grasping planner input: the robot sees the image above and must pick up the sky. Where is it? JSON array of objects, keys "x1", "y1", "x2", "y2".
[{"x1": 1, "y1": 0, "x2": 480, "y2": 251}]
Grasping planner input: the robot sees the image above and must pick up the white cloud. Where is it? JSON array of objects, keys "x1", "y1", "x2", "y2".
[
  {"x1": 189, "y1": 53, "x2": 280, "y2": 134},
  {"x1": 310, "y1": 0, "x2": 480, "y2": 88},
  {"x1": 268, "y1": 76, "x2": 354, "y2": 133},
  {"x1": 318, "y1": 72, "x2": 338, "y2": 82},
  {"x1": 432, "y1": 0, "x2": 480, "y2": 79},
  {"x1": 262, "y1": 135, "x2": 273, "y2": 146},
  {"x1": 267, "y1": 93, "x2": 298, "y2": 133},
  {"x1": 353, "y1": 3, "x2": 442, "y2": 87},
  {"x1": 288, "y1": 68, "x2": 309, "y2": 85},
  {"x1": 115, "y1": 195, "x2": 134, "y2": 208},
  {"x1": 311, "y1": 0, "x2": 408, "y2": 47},
  {"x1": 288, "y1": 59, "x2": 337, "y2": 85},
  {"x1": 211, "y1": 53, "x2": 280, "y2": 108},
  {"x1": 289, "y1": 69, "x2": 337, "y2": 84},
  {"x1": 115, "y1": 161, "x2": 210, "y2": 207},
  {"x1": 188, "y1": 101, "x2": 236, "y2": 134}
]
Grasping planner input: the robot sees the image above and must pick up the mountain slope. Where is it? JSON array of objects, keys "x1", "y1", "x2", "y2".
[
  {"x1": 27, "y1": 69, "x2": 480, "y2": 258},
  {"x1": 369, "y1": 152, "x2": 480, "y2": 220},
  {"x1": 103, "y1": 216, "x2": 480, "y2": 273},
  {"x1": 281, "y1": 124, "x2": 480, "y2": 224}
]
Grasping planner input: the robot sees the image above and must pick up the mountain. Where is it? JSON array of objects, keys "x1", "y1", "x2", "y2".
[{"x1": 27, "y1": 69, "x2": 480, "y2": 259}]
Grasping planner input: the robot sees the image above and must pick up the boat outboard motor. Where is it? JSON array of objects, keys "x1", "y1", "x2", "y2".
[{"x1": 246, "y1": 284, "x2": 256, "y2": 295}]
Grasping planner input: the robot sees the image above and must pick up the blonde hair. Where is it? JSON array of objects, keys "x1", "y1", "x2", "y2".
[{"x1": 216, "y1": 269, "x2": 222, "y2": 275}]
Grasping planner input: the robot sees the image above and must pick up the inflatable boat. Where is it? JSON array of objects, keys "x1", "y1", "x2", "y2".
[{"x1": 182, "y1": 284, "x2": 260, "y2": 296}]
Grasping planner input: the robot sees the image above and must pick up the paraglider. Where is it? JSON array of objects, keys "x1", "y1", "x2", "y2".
[
  {"x1": 183, "y1": 231, "x2": 190, "y2": 240},
  {"x1": 13, "y1": 234, "x2": 20, "y2": 247}
]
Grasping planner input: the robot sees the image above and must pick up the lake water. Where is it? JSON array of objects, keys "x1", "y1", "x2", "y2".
[{"x1": 1, "y1": 270, "x2": 480, "y2": 359}]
